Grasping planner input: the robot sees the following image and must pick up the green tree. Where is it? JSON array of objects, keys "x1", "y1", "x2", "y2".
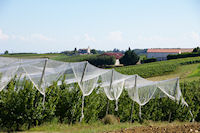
[
  {"x1": 193, "y1": 47, "x2": 200, "y2": 52},
  {"x1": 4, "y1": 50, "x2": 9, "y2": 55},
  {"x1": 119, "y1": 47, "x2": 139, "y2": 66},
  {"x1": 91, "y1": 49, "x2": 97, "y2": 54}
]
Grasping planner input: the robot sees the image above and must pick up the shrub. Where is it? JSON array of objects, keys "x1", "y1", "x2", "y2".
[
  {"x1": 87, "y1": 55, "x2": 116, "y2": 67},
  {"x1": 167, "y1": 52, "x2": 200, "y2": 60},
  {"x1": 102, "y1": 115, "x2": 119, "y2": 124},
  {"x1": 141, "y1": 58, "x2": 157, "y2": 64},
  {"x1": 119, "y1": 48, "x2": 139, "y2": 66}
]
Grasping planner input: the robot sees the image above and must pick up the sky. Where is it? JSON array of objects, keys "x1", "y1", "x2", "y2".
[{"x1": 0, "y1": 0, "x2": 200, "y2": 53}]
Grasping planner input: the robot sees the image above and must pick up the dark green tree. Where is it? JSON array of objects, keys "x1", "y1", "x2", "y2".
[
  {"x1": 193, "y1": 47, "x2": 200, "y2": 52},
  {"x1": 4, "y1": 50, "x2": 9, "y2": 55},
  {"x1": 119, "y1": 47, "x2": 139, "y2": 66},
  {"x1": 91, "y1": 49, "x2": 97, "y2": 54},
  {"x1": 73, "y1": 48, "x2": 78, "y2": 55}
]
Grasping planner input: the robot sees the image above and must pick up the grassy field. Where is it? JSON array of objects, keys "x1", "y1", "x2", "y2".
[
  {"x1": 115, "y1": 56, "x2": 200, "y2": 80},
  {"x1": 51, "y1": 54, "x2": 99, "y2": 62},
  {"x1": 26, "y1": 121, "x2": 198, "y2": 133},
  {"x1": 0, "y1": 53, "x2": 61, "y2": 59},
  {"x1": 147, "y1": 63, "x2": 200, "y2": 82},
  {"x1": 27, "y1": 121, "x2": 140, "y2": 133}
]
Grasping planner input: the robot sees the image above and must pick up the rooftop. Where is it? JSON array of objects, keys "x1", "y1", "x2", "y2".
[{"x1": 147, "y1": 48, "x2": 193, "y2": 53}]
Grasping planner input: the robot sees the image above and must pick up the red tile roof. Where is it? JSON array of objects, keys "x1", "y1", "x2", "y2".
[
  {"x1": 101, "y1": 52, "x2": 123, "y2": 59},
  {"x1": 147, "y1": 49, "x2": 193, "y2": 53}
]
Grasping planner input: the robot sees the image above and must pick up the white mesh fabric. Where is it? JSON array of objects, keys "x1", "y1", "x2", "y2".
[
  {"x1": 157, "y1": 78, "x2": 187, "y2": 105},
  {"x1": 15, "y1": 58, "x2": 47, "y2": 95},
  {"x1": 80, "y1": 62, "x2": 109, "y2": 96},
  {"x1": 0, "y1": 57, "x2": 191, "y2": 118},
  {"x1": 43, "y1": 59, "x2": 67, "y2": 86},
  {"x1": 101, "y1": 69, "x2": 131, "y2": 100},
  {"x1": 0, "y1": 57, "x2": 19, "y2": 67},
  {"x1": 0, "y1": 59, "x2": 19, "y2": 91}
]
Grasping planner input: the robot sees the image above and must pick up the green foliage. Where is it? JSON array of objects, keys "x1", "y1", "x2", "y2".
[
  {"x1": 167, "y1": 52, "x2": 200, "y2": 60},
  {"x1": 91, "y1": 49, "x2": 98, "y2": 54},
  {"x1": 0, "y1": 78, "x2": 200, "y2": 131},
  {"x1": 116, "y1": 57, "x2": 200, "y2": 78},
  {"x1": 102, "y1": 115, "x2": 119, "y2": 124},
  {"x1": 87, "y1": 55, "x2": 116, "y2": 67},
  {"x1": 193, "y1": 47, "x2": 200, "y2": 52},
  {"x1": 52, "y1": 54, "x2": 99, "y2": 62},
  {"x1": 141, "y1": 58, "x2": 157, "y2": 64},
  {"x1": 4, "y1": 50, "x2": 9, "y2": 55},
  {"x1": 120, "y1": 48, "x2": 139, "y2": 66}
]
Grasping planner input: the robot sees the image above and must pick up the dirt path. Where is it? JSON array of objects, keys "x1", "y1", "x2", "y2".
[{"x1": 107, "y1": 123, "x2": 200, "y2": 133}]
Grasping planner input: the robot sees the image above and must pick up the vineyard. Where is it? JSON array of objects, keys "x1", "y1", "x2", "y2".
[
  {"x1": 115, "y1": 56, "x2": 200, "y2": 78},
  {"x1": 0, "y1": 56, "x2": 200, "y2": 132},
  {"x1": 0, "y1": 79, "x2": 199, "y2": 132}
]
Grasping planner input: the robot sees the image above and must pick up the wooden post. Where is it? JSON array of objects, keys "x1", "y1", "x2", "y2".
[
  {"x1": 106, "y1": 69, "x2": 114, "y2": 115},
  {"x1": 39, "y1": 59, "x2": 48, "y2": 105},
  {"x1": 80, "y1": 61, "x2": 88, "y2": 122},
  {"x1": 130, "y1": 101, "x2": 134, "y2": 123},
  {"x1": 39, "y1": 59, "x2": 48, "y2": 90},
  {"x1": 130, "y1": 75, "x2": 137, "y2": 122},
  {"x1": 80, "y1": 61, "x2": 88, "y2": 83}
]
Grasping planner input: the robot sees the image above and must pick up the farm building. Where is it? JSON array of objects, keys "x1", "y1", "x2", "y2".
[
  {"x1": 101, "y1": 52, "x2": 123, "y2": 65},
  {"x1": 78, "y1": 47, "x2": 91, "y2": 54},
  {"x1": 147, "y1": 48, "x2": 193, "y2": 61}
]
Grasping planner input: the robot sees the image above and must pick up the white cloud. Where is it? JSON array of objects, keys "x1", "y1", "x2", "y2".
[
  {"x1": 0, "y1": 29, "x2": 9, "y2": 40},
  {"x1": 30, "y1": 34, "x2": 54, "y2": 41},
  {"x1": 0, "y1": 28, "x2": 54, "y2": 42},
  {"x1": 137, "y1": 35, "x2": 175, "y2": 42},
  {"x1": 84, "y1": 34, "x2": 96, "y2": 42},
  {"x1": 108, "y1": 31, "x2": 123, "y2": 41},
  {"x1": 191, "y1": 32, "x2": 200, "y2": 42}
]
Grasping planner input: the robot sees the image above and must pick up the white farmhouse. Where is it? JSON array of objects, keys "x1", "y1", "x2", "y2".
[
  {"x1": 147, "y1": 48, "x2": 193, "y2": 61},
  {"x1": 78, "y1": 46, "x2": 91, "y2": 55}
]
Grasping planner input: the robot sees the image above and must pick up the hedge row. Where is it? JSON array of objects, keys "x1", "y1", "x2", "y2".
[
  {"x1": 167, "y1": 52, "x2": 200, "y2": 60},
  {"x1": 141, "y1": 58, "x2": 157, "y2": 64},
  {"x1": 0, "y1": 78, "x2": 199, "y2": 131},
  {"x1": 87, "y1": 55, "x2": 116, "y2": 67}
]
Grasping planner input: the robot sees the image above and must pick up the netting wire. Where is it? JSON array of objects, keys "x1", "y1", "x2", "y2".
[{"x1": 0, "y1": 57, "x2": 194, "y2": 121}]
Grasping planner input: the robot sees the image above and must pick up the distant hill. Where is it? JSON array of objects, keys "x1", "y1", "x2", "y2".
[{"x1": 133, "y1": 49, "x2": 147, "y2": 55}]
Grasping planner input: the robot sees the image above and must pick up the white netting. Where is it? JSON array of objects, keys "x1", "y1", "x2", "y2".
[
  {"x1": 0, "y1": 58, "x2": 19, "y2": 91},
  {"x1": 0, "y1": 57, "x2": 192, "y2": 120}
]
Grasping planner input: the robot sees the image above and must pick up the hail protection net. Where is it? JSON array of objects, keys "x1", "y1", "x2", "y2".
[
  {"x1": 0, "y1": 57, "x2": 192, "y2": 120},
  {"x1": 0, "y1": 57, "x2": 19, "y2": 91}
]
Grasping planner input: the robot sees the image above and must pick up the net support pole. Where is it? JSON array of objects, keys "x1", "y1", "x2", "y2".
[
  {"x1": 139, "y1": 105, "x2": 142, "y2": 119},
  {"x1": 130, "y1": 101, "x2": 134, "y2": 123},
  {"x1": 106, "y1": 99, "x2": 109, "y2": 115},
  {"x1": 39, "y1": 59, "x2": 48, "y2": 106},
  {"x1": 106, "y1": 69, "x2": 114, "y2": 115},
  {"x1": 80, "y1": 61, "x2": 88, "y2": 122},
  {"x1": 130, "y1": 75, "x2": 137, "y2": 122}
]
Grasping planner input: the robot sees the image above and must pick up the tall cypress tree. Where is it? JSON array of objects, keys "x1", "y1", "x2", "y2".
[{"x1": 119, "y1": 47, "x2": 139, "y2": 66}]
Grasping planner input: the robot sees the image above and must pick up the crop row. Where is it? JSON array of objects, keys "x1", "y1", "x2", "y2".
[
  {"x1": 115, "y1": 57, "x2": 200, "y2": 78},
  {"x1": 0, "y1": 79, "x2": 199, "y2": 131}
]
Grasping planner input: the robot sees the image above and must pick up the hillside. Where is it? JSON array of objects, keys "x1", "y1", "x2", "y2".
[
  {"x1": 115, "y1": 56, "x2": 200, "y2": 82},
  {"x1": 2, "y1": 53, "x2": 200, "y2": 82}
]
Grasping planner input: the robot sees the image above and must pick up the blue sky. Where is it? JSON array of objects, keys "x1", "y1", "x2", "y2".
[{"x1": 0, "y1": 0, "x2": 200, "y2": 53}]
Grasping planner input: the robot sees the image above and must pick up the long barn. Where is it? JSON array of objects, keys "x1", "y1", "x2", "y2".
[{"x1": 147, "y1": 48, "x2": 193, "y2": 61}]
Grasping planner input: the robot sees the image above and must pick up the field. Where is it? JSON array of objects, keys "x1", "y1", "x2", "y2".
[
  {"x1": 0, "y1": 53, "x2": 61, "y2": 58},
  {"x1": 0, "y1": 54, "x2": 200, "y2": 132},
  {"x1": 51, "y1": 54, "x2": 99, "y2": 62},
  {"x1": 26, "y1": 121, "x2": 200, "y2": 133}
]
